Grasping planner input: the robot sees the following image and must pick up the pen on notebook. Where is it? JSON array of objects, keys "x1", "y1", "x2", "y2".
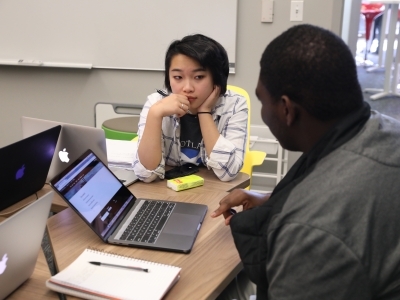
[{"x1": 89, "y1": 261, "x2": 149, "y2": 272}]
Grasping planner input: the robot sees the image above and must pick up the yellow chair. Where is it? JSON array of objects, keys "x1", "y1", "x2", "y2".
[{"x1": 227, "y1": 85, "x2": 267, "y2": 189}]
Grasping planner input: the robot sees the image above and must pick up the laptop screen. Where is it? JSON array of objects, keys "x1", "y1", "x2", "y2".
[
  {"x1": 51, "y1": 150, "x2": 134, "y2": 238},
  {"x1": 0, "y1": 125, "x2": 61, "y2": 211}
]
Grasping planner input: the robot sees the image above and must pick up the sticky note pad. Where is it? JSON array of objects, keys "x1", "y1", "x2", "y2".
[{"x1": 167, "y1": 174, "x2": 204, "y2": 192}]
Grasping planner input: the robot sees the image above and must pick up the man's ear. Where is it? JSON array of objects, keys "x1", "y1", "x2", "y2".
[{"x1": 281, "y1": 95, "x2": 299, "y2": 126}]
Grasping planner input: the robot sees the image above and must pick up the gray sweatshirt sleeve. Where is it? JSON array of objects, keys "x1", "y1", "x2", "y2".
[{"x1": 267, "y1": 223, "x2": 372, "y2": 300}]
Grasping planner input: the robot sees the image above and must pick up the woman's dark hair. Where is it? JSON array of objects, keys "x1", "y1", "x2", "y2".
[
  {"x1": 260, "y1": 24, "x2": 364, "y2": 121},
  {"x1": 164, "y1": 34, "x2": 229, "y2": 95}
]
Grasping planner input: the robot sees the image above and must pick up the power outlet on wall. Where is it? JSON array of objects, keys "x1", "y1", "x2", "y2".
[
  {"x1": 261, "y1": 0, "x2": 274, "y2": 23},
  {"x1": 290, "y1": 0, "x2": 303, "y2": 22}
]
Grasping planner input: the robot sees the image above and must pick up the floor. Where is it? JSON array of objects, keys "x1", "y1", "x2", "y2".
[
  {"x1": 357, "y1": 42, "x2": 400, "y2": 121},
  {"x1": 357, "y1": 13, "x2": 400, "y2": 121}
]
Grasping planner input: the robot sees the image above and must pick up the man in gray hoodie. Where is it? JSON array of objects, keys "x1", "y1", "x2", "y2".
[{"x1": 213, "y1": 24, "x2": 400, "y2": 300}]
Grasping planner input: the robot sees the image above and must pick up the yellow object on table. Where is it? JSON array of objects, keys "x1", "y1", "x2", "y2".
[{"x1": 167, "y1": 175, "x2": 204, "y2": 191}]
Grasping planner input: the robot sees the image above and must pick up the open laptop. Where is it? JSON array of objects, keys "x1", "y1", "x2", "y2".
[
  {"x1": 50, "y1": 149, "x2": 207, "y2": 253},
  {"x1": 0, "y1": 125, "x2": 61, "y2": 211},
  {"x1": 0, "y1": 191, "x2": 54, "y2": 299},
  {"x1": 21, "y1": 116, "x2": 138, "y2": 187}
]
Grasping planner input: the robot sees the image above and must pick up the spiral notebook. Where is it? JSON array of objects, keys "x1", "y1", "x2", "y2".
[{"x1": 46, "y1": 248, "x2": 181, "y2": 300}]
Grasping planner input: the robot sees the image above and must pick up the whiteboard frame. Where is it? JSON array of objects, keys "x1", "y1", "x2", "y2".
[{"x1": 0, "y1": 0, "x2": 238, "y2": 72}]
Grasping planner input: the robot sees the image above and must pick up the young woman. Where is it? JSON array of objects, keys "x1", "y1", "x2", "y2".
[{"x1": 132, "y1": 34, "x2": 248, "y2": 182}]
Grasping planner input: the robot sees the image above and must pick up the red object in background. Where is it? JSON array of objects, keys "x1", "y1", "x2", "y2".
[{"x1": 361, "y1": 3, "x2": 385, "y2": 41}]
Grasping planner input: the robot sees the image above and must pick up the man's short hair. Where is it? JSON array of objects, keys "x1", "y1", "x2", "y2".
[
  {"x1": 164, "y1": 34, "x2": 229, "y2": 95},
  {"x1": 259, "y1": 24, "x2": 364, "y2": 121}
]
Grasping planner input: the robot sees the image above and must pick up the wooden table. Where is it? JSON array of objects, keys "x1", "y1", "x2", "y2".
[
  {"x1": 47, "y1": 190, "x2": 244, "y2": 300},
  {"x1": 129, "y1": 168, "x2": 249, "y2": 198},
  {"x1": 0, "y1": 185, "x2": 67, "y2": 217},
  {"x1": 5, "y1": 249, "x2": 58, "y2": 300},
  {"x1": 49, "y1": 168, "x2": 250, "y2": 212},
  {"x1": 0, "y1": 189, "x2": 48, "y2": 218}
]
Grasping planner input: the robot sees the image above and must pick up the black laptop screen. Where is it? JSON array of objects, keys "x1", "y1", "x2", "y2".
[{"x1": 51, "y1": 151, "x2": 134, "y2": 238}]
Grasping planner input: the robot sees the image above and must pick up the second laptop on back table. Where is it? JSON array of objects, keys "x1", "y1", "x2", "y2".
[{"x1": 21, "y1": 116, "x2": 138, "y2": 187}]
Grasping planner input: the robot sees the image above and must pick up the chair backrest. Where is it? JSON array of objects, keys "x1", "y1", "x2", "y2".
[
  {"x1": 94, "y1": 102, "x2": 143, "y2": 128},
  {"x1": 226, "y1": 85, "x2": 268, "y2": 190}
]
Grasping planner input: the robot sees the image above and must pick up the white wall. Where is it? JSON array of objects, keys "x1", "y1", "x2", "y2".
[
  {"x1": 341, "y1": 0, "x2": 362, "y2": 56},
  {"x1": 0, "y1": 0, "x2": 345, "y2": 167}
]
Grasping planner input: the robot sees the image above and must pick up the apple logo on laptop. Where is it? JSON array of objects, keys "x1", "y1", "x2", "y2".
[
  {"x1": 59, "y1": 148, "x2": 70, "y2": 163},
  {"x1": 15, "y1": 164, "x2": 25, "y2": 180},
  {"x1": 0, "y1": 253, "x2": 8, "y2": 275}
]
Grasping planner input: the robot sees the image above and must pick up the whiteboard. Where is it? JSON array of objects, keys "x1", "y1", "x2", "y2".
[{"x1": 0, "y1": 0, "x2": 237, "y2": 72}]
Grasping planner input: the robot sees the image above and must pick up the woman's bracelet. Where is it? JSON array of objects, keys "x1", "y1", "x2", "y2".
[{"x1": 197, "y1": 112, "x2": 212, "y2": 114}]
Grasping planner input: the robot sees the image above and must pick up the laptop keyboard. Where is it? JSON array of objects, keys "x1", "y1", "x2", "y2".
[{"x1": 119, "y1": 200, "x2": 175, "y2": 244}]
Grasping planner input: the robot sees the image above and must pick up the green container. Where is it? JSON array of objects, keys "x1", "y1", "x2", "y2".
[{"x1": 102, "y1": 125, "x2": 137, "y2": 141}]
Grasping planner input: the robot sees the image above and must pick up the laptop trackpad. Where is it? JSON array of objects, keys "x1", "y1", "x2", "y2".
[{"x1": 163, "y1": 213, "x2": 201, "y2": 236}]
